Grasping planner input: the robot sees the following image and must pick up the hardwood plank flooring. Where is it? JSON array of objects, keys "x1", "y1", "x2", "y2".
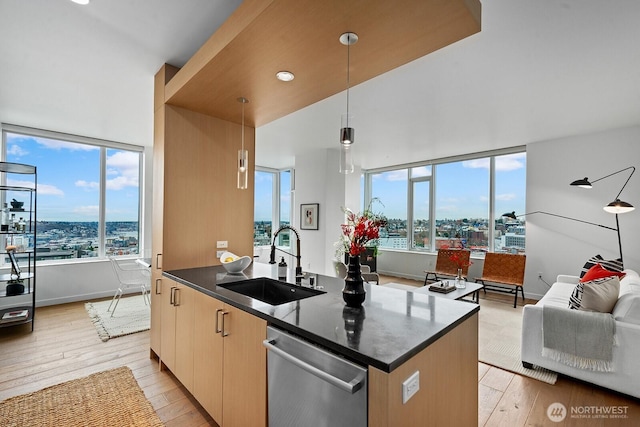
[{"x1": 1, "y1": 279, "x2": 638, "y2": 426}]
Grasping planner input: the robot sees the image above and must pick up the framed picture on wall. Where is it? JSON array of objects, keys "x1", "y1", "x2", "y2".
[{"x1": 300, "y1": 203, "x2": 319, "y2": 230}]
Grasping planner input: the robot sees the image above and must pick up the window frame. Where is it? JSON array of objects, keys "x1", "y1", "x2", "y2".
[
  {"x1": 364, "y1": 146, "x2": 526, "y2": 255},
  {"x1": 1, "y1": 123, "x2": 144, "y2": 263}
]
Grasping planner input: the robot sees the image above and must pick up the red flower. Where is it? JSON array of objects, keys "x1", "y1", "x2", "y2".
[
  {"x1": 338, "y1": 203, "x2": 387, "y2": 257},
  {"x1": 449, "y1": 252, "x2": 472, "y2": 269}
]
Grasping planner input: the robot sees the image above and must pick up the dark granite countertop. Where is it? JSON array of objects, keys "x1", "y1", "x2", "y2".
[{"x1": 164, "y1": 262, "x2": 478, "y2": 373}]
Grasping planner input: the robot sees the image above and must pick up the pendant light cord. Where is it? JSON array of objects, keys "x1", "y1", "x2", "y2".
[
  {"x1": 241, "y1": 101, "x2": 245, "y2": 152},
  {"x1": 345, "y1": 34, "x2": 351, "y2": 128}
]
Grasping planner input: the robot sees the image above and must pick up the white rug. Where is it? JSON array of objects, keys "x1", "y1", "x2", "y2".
[
  {"x1": 478, "y1": 298, "x2": 557, "y2": 384},
  {"x1": 85, "y1": 295, "x2": 150, "y2": 342}
]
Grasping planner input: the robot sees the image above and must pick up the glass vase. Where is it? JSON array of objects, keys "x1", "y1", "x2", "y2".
[
  {"x1": 343, "y1": 255, "x2": 366, "y2": 307},
  {"x1": 455, "y1": 268, "x2": 466, "y2": 289}
]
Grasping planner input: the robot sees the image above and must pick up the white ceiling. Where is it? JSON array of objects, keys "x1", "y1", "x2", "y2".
[{"x1": 2, "y1": 0, "x2": 640, "y2": 170}]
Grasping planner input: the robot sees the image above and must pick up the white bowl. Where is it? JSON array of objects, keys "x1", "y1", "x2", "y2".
[{"x1": 220, "y1": 251, "x2": 252, "y2": 274}]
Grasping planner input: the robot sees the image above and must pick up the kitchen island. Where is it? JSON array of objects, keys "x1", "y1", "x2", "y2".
[{"x1": 161, "y1": 262, "x2": 479, "y2": 426}]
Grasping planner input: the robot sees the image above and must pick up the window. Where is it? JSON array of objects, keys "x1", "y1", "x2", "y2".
[
  {"x1": 254, "y1": 168, "x2": 292, "y2": 247},
  {"x1": 370, "y1": 169, "x2": 408, "y2": 250},
  {"x1": 494, "y1": 153, "x2": 527, "y2": 253},
  {"x1": 364, "y1": 148, "x2": 526, "y2": 255},
  {"x1": 2, "y1": 125, "x2": 143, "y2": 261}
]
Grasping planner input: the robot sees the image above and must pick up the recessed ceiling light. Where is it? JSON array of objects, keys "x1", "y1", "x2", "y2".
[
  {"x1": 71, "y1": 0, "x2": 90, "y2": 5},
  {"x1": 276, "y1": 71, "x2": 295, "y2": 82}
]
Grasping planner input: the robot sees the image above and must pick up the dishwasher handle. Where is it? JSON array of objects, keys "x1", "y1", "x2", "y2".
[{"x1": 263, "y1": 339, "x2": 365, "y2": 394}]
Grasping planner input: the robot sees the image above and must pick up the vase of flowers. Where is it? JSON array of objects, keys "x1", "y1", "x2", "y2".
[
  {"x1": 337, "y1": 201, "x2": 387, "y2": 307},
  {"x1": 449, "y1": 251, "x2": 472, "y2": 289}
]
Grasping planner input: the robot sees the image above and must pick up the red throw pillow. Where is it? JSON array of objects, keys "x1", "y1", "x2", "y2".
[{"x1": 580, "y1": 263, "x2": 626, "y2": 283}]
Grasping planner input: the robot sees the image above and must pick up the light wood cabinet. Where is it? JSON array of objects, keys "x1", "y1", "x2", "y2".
[
  {"x1": 160, "y1": 278, "x2": 195, "y2": 392},
  {"x1": 193, "y1": 292, "x2": 224, "y2": 421},
  {"x1": 192, "y1": 291, "x2": 267, "y2": 427},
  {"x1": 368, "y1": 313, "x2": 478, "y2": 427}
]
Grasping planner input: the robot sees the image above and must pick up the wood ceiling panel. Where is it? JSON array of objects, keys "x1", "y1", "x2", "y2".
[{"x1": 164, "y1": 0, "x2": 481, "y2": 127}]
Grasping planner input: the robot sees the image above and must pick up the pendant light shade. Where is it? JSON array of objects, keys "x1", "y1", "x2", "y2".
[
  {"x1": 339, "y1": 32, "x2": 358, "y2": 174},
  {"x1": 604, "y1": 199, "x2": 635, "y2": 214},
  {"x1": 237, "y1": 97, "x2": 249, "y2": 190}
]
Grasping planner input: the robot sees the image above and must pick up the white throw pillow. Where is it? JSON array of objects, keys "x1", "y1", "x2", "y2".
[{"x1": 579, "y1": 276, "x2": 620, "y2": 313}]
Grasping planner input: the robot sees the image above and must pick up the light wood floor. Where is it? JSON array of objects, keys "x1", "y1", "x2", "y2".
[{"x1": 1, "y1": 277, "x2": 638, "y2": 426}]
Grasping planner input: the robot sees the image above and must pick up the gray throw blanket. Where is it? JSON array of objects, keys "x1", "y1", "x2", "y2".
[{"x1": 542, "y1": 305, "x2": 616, "y2": 372}]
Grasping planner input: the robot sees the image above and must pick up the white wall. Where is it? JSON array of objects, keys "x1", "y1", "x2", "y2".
[
  {"x1": 523, "y1": 125, "x2": 640, "y2": 299},
  {"x1": 293, "y1": 148, "x2": 360, "y2": 276}
]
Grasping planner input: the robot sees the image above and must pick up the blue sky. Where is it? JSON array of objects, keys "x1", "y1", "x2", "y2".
[
  {"x1": 372, "y1": 152, "x2": 526, "y2": 220},
  {"x1": 5, "y1": 133, "x2": 140, "y2": 221}
]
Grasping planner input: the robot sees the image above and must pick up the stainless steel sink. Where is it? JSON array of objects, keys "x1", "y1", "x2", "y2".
[{"x1": 219, "y1": 278, "x2": 326, "y2": 305}]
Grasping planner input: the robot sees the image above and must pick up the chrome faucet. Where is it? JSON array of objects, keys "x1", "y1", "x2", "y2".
[{"x1": 269, "y1": 225, "x2": 303, "y2": 281}]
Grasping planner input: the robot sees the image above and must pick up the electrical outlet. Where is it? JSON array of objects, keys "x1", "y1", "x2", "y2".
[
  {"x1": 216, "y1": 250, "x2": 224, "y2": 258},
  {"x1": 216, "y1": 241, "x2": 228, "y2": 249},
  {"x1": 402, "y1": 371, "x2": 420, "y2": 404}
]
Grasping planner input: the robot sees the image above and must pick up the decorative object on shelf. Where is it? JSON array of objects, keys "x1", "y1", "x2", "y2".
[
  {"x1": 337, "y1": 201, "x2": 387, "y2": 306},
  {"x1": 300, "y1": 203, "x2": 319, "y2": 230},
  {"x1": 10, "y1": 198, "x2": 24, "y2": 211},
  {"x1": 237, "y1": 97, "x2": 249, "y2": 190},
  {"x1": 338, "y1": 32, "x2": 358, "y2": 174},
  {"x1": 570, "y1": 166, "x2": 635, "y2": 266}
]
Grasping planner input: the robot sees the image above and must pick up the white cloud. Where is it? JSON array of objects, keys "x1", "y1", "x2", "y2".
[
  {"x1": 76, "y1": 180, "x2": 99, "y2": 190},
  {"x1": 106, "y1": 151, "x2": 139, "y2": 190},
  {"x1": 496, "y1": 193, "x2": 517, "y2": 201},
  {"x1": 463, "y1": 153, "x2": 525, "y2": 172},
  {"x1": 7, "y1": 144, "x2": 28, "y2": 157},
  {"x1": 35, "y1": 137, "x2": 99, "y2": 151}
]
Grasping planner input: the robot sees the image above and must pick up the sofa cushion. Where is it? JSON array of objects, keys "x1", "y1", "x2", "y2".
[
  {"x1": 581, "y1": 263, "x2": 626, "y2": 283},
  {"x1": 612, "y1": 293, "x2": 640, "y2": 324},
  {"x1": 579, "y1": 255, "x2": 623, "y2": 279},
  {"x1": 569, "y1": 276, "x2": 620, "y2": 312}
]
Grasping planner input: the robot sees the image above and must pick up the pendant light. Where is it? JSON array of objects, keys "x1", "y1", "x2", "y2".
[
  {"x1": 237, "y1": 97, "x2": 249, "y2": 190},
  {"x1": 339, "y1": 32, "x2": 358, "y2": 174}
]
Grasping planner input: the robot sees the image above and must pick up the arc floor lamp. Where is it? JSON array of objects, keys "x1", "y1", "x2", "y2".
[{"x1": 503, "y1": 165, "x2": 635, "y2": 266}]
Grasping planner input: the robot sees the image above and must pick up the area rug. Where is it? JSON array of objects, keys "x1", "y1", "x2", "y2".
[
  {"x1": 0, "y1": 366, "x2": 164, "y2": 427},
  {"x1": 85, "y1": 295, "x2": 150, "y2": 342},
  {"x1": 478, "y1": 298, "x2": 557, "y2": 384}
]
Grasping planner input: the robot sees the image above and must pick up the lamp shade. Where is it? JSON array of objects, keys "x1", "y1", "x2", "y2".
[
  {"x1": 570, "y1": 177, "x2": 592, "y2": 188},
  {"x1": 604, "y1": 199, "x2": 635, "y2": 214},
  {"x1": 502, "y1": 211, "x2": 517, "y2": 220}
]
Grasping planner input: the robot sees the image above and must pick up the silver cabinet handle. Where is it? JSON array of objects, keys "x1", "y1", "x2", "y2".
[
  {"x1": 155, "y1": 278, "x2": 162, "y2": 295},
  {"x1": 155, "y1": 253, "x2": 162, "y2": 270},
  {"x1": 262, "y1": 339, "x2": 365, "y2": 394},
  {"x1": 221, "y1": 311, "x2": 229, "y2": 337},
  {"x1": 215, "y1": 309, "x2": 223, "y2": 334},
  {"x1": 174, "y1": 288, "x2": 181, "y2": 306},
  {"x1": 169, "y1": 287, "x2": 176, "y2": 305}
]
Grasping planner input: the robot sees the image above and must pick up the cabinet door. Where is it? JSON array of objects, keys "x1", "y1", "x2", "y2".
[
  {"x1": 160, "y1": 278, "x2": 177, "y2": 372},
  {"x1": 174, "y1": 284, "x2": 195, "y2": 392},
  {"x1": 193, "y1": 292, "x2": 224, "y2": 423},
  {"x1": 222, "y1": 304, "x2": 267, "y2": 427},
  {"x1": 149, "y1": 273, "x2": 162, "y2": 357}
]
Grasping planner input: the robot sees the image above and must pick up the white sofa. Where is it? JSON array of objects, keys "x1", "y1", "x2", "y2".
[{"x1": 521, "y1": 269, "x2": 640, "y2": 398}]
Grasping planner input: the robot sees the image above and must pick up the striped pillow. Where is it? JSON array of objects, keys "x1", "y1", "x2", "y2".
[{"x1": 579, "y1": 254, "x2": 623, "y2": 279}]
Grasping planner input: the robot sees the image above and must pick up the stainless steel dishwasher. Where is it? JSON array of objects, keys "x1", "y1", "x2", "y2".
[{"x1": 263, "y1": 326, "x2": 367, "y2": 427}]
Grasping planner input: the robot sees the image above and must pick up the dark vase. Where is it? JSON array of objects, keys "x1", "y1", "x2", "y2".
[{"x1": 343, "y1": 255, "x2": 366, "y2": 307}]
